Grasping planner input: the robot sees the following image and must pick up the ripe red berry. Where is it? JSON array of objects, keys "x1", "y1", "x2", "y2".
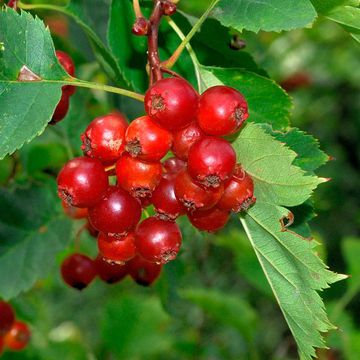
[
  {"x1": 152, "y1": 175, "x2": 186, "y2": 220},
  {"x1": 88, "y1": 186, "x2": 142, "y2": 235},
  {"x1": 86, "y1": 220, "x2": 99, "y2": 238},
  {"x1": 135, "y1": 217, "x2": 182, "y2": 264},
  {"x1": 127, "y1": 256, "x2": 162, "y2": 286},
  {"x1": 56, "y1": 50, "x2": 76, "y2": 95},
  {"x1": 197, "y1": 86, "x2": 248, "y2": 136},
  {"x1": 50, "y1": 92, "x2": 70, "y2": 124},
  {"x1": 163, "y1": 157, "x2": 186, "y2": 175},
  {"x1": 81, "y1": 112, "x2": 128, "y2": 164},
  {"x1": 116, "y1": 154, "x2": 162, "y2": 198},
  {"x1": 61, "y1": 253, "x2": 97, "y2": 290},
  {"x1": 188, "y1": 207, "x2": 230, "y2": 232},
  {"x1": 161, "y1": 0, "x2": 177, "y2": 15},
  {"x1": 57, "y1": 157, "x2": 108, "y2": 208},
  {"x1": 132, "y1": 17, "x2": 149, "y2": 36},
  {"x1": 172, "y1": 122, "x2": 204, "y2": 160},
  {"x1": 174, "y1": 170, "x2": 223, "y2": 212},
  {"x1": 4, "y1": 321, "x2": 30, "y2": 351},
  {"x1": 188, "y1": 136, "x2": 236, "y2": 188},
  {"x1": 144, "y1": 77, "x2": 198, "y2": 131},
  {"x1": 0, "y1": 301, "x2": 15, "y2": 336},
  {"x1": 94, "y1": 255, "x2": 128, "y2": 284},
  {"x1": 97, "y1": 232, "x2": 137, "y2": 264},
  {"x1": 125, "y1": 116, "x2": 172, "y2": 161},
  {"x1": 217, "y1": 165, "x2": 256, "y2": 212},
  {"x1": 61, "y1": 201, "x2": 88, "y2": 219}
]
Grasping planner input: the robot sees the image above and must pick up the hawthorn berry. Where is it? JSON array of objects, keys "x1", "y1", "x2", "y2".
[
  {"x1": 188, "y1": 207, "x2": 230, "y2": 232},
  {"x1": 144, "y1": 77, "x2": 198, "y2": 131},
  {"x1": 86, "y1": 220, "x2": 99, "y2": 238},
  {"x1": 197, "y1": 86, "x2": 248, "y2": 136},
  {"x1": 81, "y1": 112, "x2": 128, "y2": 164},
  {"x1": 132, "y1": 17, "x2": 149, "y2": 36},
  {"x1": 61, "y1": 253, "x2": 97, "y2": 290},
  {"x1": 174, "y1": 169, "x2": 223, "y2": 212},
  {"x1": 127, "y1": 256, "x2": 162, "y2": 286},
  {"x1": 161, "y1": 0, "x2": 177, "y2": 15},
  {"x1": 97, "y1": 232, "x2": 137, "y2": 264},
  {"x1": 57, "y1": 157, "x2": 108, "y2": 208},
  {"x1": 3, "y1": 321, "x2": 31, "y2": 351},
  {"x1": 88, "y1": 186, "x2": 142, "y2": 235},
  {"x1": 0, "y1": 301, "x2": 15, "y2": 336},
  {"x1": 188, "y1": 136, "x2": 236, "y2": 188},
  {"x1": 163, "y1": 157, "x2": 186, "y2": 175},
  {"x1": 125, "y1": 115, "x2": 172, "y2": 161},
  {"x1": 135, "y1": 217, "x2": 182, "y2": 264},
  {"x1": 94, "y1": 255, "x2": 128, "y2": 284},
  {"x1": 56, "y1": 50, "x2": 76, "y2": 95},
  {"x1": 116, "y1": 154, "x2": 162, "y2": 198},
  {"x1": 50, "y1": 92, "x2": 70, "y2": 124},
  {"x1": 61, "y1": 201, "x2": 88, "y2": 219}
]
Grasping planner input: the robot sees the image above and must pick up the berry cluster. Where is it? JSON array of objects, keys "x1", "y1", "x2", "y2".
[
  {"x1": 56, "y1": 77, "x2": 255, "y2": 290},
  {"x1": 0, "y1": 301, "x2": 31, "y2": 355}
]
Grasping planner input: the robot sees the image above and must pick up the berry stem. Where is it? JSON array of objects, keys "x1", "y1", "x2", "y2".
[{"x1": 133, "y1": 0, "x2": 143, "y2": 18}]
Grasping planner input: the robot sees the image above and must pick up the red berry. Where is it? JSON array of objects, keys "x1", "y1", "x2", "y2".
[
  {"x1": 125, "y1": 116, "x2": 172, "y2": 161},
  {"x1": 81, "y1": 112, "x2": 128, "y2": 164},
  {"x1": 174, "y1": 170, "x2": 223, "y2": 212},
  {"x1": 0, "y1": 301, "x2": 15, "y2": 337},
  {"x1": 7, "y1": 0, "x2": 18, "y2": 10},
  {"x1": 94, "y1": 255, "x2": 128, "y2": 284},
  {"x1": 161, "y1": 0, "x2": 177, "y2": 15},
  {"x1": 172, "y1": 122, "x2": 204, "y2": 160},
  {"x1": 61, "y1": 253, "x2": 97, "y2": 290},
  {"x1": 135, "y1": 217, "x2": 182, "y2": 264},
  {"x1": 3, "y1": 321, "x2": 30, "y2": 351},
  {"x1": 88, "y1": 186, "x2": 142, "y2": 235},
  {"x1": 116, "y1": 154, "x2": 162, "y2": 198},
  {"x1": 188, "y1": 207, "x2": 230, "y2": 232},
  {"x1": 61, "y1": 201, "x2": 88, "y2": 219},
  {"x1": 152, "y1": 175, "x2": 186, "y2": 220},
  {"x1": 50, "y1": 92, "x2": 70, "y2": 124},
  {"x1": 57, "y1": 157, "x2": 108, "y2": 208},
  {"x1": 132, "y1": 17, "x2": 149, "y2": 36},
  {"x1": 56, "y1": 50, "x2": 76, "y2": 95},
  {"x1": 86, "y1": 220, "x2": 99, "y2": 238},
  {"x1": 217, "y1": 165, "x2": 256, "y2": 212},
  {"x1": 188, "y1": 136, "x2": 236, "y2": 188},
  {"x1": 97, "y1": 232, "x2": 137, "y2": 264},
  {"x1": 127, "y1": 256, "x2": 162, "y2": 286},
  {"x1": 144, "y1": 77, "x2": 198, "y2": 131},
  {"x1": 163, "y1": 157, "x2": 186, "y2": 175},
  {"x1": 198, "y1": 86, "x2": 248, "y2": 136}
]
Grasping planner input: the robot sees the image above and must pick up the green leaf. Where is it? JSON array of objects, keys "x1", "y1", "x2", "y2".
[
  {"x1": 0, "y1": 180, "x2": 72, "y2": 300},
  {"x1": 233, "y1": 123, "x2": 325, "y2": 207},
  {"x1": 199, "y1": 66, "x2": 291, "y2": 130},
  {"x1": 342, "y1": 237, "x2": 360, "y2": 293},
  {"x1": 0, "y1": 8, "x2": 67, "y2": 159},
  {"x1": 212, "y1": 0, "x2": 317, "y2": 33},
  {"x1": 241, "y1": 202, "x2": 346, "y2": 359}
]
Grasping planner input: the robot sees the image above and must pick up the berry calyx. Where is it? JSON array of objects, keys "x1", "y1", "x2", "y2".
[
  {"x1": 61, "y1": 253, "x2": 97, "y2": 290},
  {"x1": 197, "y1": 86, "x2": 248, "y2": 136},
  {"x1": 97, "y1": 232, "x2": 137, "y2": 264},
  {"x1": 94, "y1": 255, "x2": 128, "y2": 284},
  {"x1": 0, "y1": 301, "x2": 15, "y2": 336},
  {"x1": 188, "y1": 207, "x2": 230, "y2": 232},
  {"x1": 88, "y1": 186, "x2": 142, "y2": 235},
  {"x1": 161, "y1": 0, "x2": 177, "y2": 15},
  {"x1": 125, "y1": 115, "x2": 172, "y2": 162},
  {"x1": 135, "y1": 217, "x2": 182, "y2": 264},
  {"x1": 187, "y1": 136, "x2": 236, "y2": 187},
  {"x1": 81, "y1": 112, "x2": 128, "y2": 164},
  {"x1": 132, "y1": 17, "x2": 149, "y2": 36},
  {"x1": 57, "y1": 157, "x2": 108, "y2": 208},
  {"x1": 3, "y1": 321, "x2": 30, "y2": 351},
  {"x1": 127, "y1": 256, "x2": 162, "y2": 286},
  {"x1": 144, "y1": 77, "x2": 198, "y2": 131},
  {"x1": 163, "y1": 157, "x2": 186, "y2": 175}
]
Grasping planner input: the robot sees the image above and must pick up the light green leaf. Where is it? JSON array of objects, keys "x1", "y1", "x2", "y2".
[
  {"x1": 241, "y1": 202, "x2": 346, "y2": 359},
  {"x1": 342, "y1": 237, "x2": 360, "y2": 292},
  {"x1": 233, "y1": 123, "x2": 325, "y2": 207}
]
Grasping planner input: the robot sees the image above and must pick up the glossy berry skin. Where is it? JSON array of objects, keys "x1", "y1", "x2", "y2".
[
  {"x1": 132, "y1": 17, "x2": 149, "y2": 36},
  {"x1": 217, "y1": 165, "x2": 256, "y2": 212},
  {"x1": 135, "y1": 217, "x2": 182, "y2": 264},
  {"x1": 125, "y1": 116, "x2": 172, "y2": 162},
  {"x1": 127, "y1": 256, "x2": 162, "y2": 286},
  {"x1": 88, "y1": 186, "x2": 142, "y2": 235},
  {"x1": 188, "y1": 136, "x2": 236, "y2": 188},
  {"x1": 81, "y1": 112, "x2": 128, "y2": 164},
  {"x1": 56, "y1": 50, "x2": 76, "y2": 95},
  {"x1": 174, "y1": 170, "x2": 223, "y2": 212},
  {"x1": 0, "y1": 301, "x2": 15, "y2": 336},
  {"x1": 57, "y1": 157, "x2": 108, "y2": 208},
  {"x1": 116, "y1": 154, "x2": 162, "y2": 198},
  {"x1": 172, "y1": 122, "x2": 204, "y2": 160},
  {"x1": 144, "y1": 77, "x2": 198, "y2": 131},
  {"x1": 61, "y1": 201, "x2": 88, "y2": 219},
  {"x1": 94, "y1": 255, "x2": 128, "y2": 284},
  {"x1": 50, "y1": 92, "x2": 70, "y2": 124},
  {"x1": 163, "y1": 157, "x2": 186, "y2": 175},
  {"x1": 61, "y1": 253, "x2": 97, "y2": 290},
  {"x1": 198, "y1": 86, "x2": 248, "y2": 136},
  {"x1": 97, "y1": 232, "x2": 137, "y2": 263},
  {"x1": 152, "y1": 175, "x2": 186, "y2": 220},
  {"x1": 188, "y1": 207, "x2": 230, "y2": 232},
  {"x1": 3, "y1": 321, "x2": 30, "y2": 351}
]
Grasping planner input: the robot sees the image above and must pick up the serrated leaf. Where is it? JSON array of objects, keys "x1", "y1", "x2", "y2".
[
  {"x1": 0, "y1": 180, "x2": 72, "y2": 299},
  {"x1": 199, "y1": 66, "x2": 291, "y2": 130},
  {"x1": 212, "y1": 0, "x2": 317, "y2": 33},
  {"x1": 233, "y1": 123, "x2": 324, "y2": 206},
  {"x1": 241, "y1": 202, "x2": 346, "y2": 359}
]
